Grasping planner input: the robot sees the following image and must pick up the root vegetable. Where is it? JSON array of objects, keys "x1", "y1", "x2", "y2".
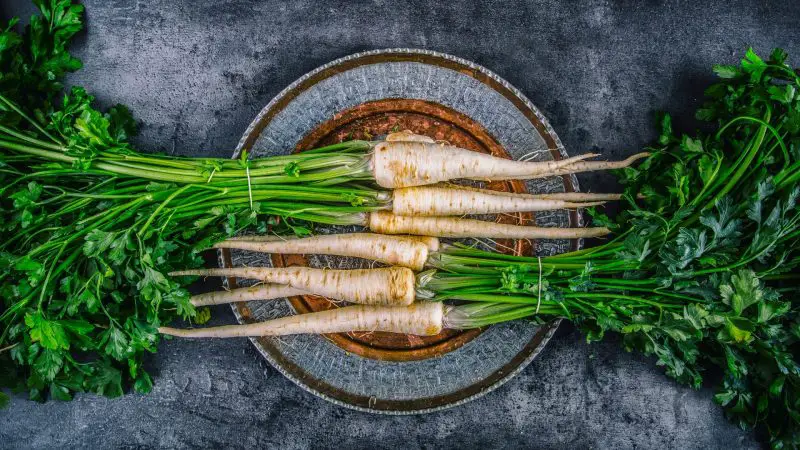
[
  {"x1": 171, "y1": 266, "x2": 415, "y2": 306},
  {"x1": 226, "y1": 233, "x2": 441, "y2": 251},
  {"x1": 408, "y1": 235, "x2": 440, "y2": 252},
  {"x1": 214, "y1": 233, "x2": 430, "y2": 270},
  {"x1": 499, "y1": 152, "x2": 651, "y2": 179},
  {"x1": 370, "y1": 139, "x2": 646, "y2": 188},
  {"x1": 518, "y1": 192, "x2": 624, "y2": 201},
  {"x1": 368, "y1": 211, "x2": 610, "y2": 239},
  {"x1": 159, "y1": 302, "x2": 444, "y2": 338},
  {"x1": 190, "y1": 284, "x2": 307, "y2": 306},
  {"x1": 392, "y1": 185, "x2": 606, "y2": 216}
]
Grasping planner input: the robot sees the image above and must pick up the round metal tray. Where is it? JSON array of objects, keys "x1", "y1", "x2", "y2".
[{"x1": 221, "y1": 48, "x2": 582, "y2": 413}]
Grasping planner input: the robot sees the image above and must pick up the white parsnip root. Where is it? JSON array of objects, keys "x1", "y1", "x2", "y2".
[
  {"x1": 517, "y1": 192, "x2": 624, "y2": 201},
  {"x1": 214, "y1": 233, "x2": 431, "y2": 270},
  {"x1": 370, "y1": 138, "x2": 649, "y2": 188},
  {"x1": 500, "y1": 152, "x2": 651, "y2": 179},
  {"x1": 170, "y1": 266, "x2": 415, "y2": 306},
  {"x1": 159, "y1": 302, "x2": 445, "y2": 338},
  {"x1": 225, "y1": 233, "x2": 441, "y2": 251},
  {"x1": 411, "y1": 235, "x2": 440, "y2": 252},
  {"x1": 368, "y1": 211, "x2": 610, "y2": 239},
  {"x1": 392, "y1": 185, "x2": 607, "y2": 216},
  {"x1": 190, "y1": 284, "x2": 307, "y2": 307}
]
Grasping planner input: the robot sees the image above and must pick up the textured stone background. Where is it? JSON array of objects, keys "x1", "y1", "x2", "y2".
[{"x1": 1, "y1": 0, "x2": 799, "y2": 448}]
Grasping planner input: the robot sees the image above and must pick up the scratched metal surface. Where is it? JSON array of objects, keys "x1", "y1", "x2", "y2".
[{"x1": 225, "y1": 50, "x2": 573, "y2": 409}]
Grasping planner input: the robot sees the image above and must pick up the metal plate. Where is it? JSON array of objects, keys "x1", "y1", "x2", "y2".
[{"x1": 221, "y1": 49, "x2": 582, "y2": 413}]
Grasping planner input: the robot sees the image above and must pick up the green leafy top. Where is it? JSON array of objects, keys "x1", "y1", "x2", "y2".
[
  {"x1": 431, "y1": 47, "x2": 800, "y2": 448},
  {"x1": 0, "y1": 0, "x2": 83, "y2": 117},
  {"x1": 0, "y1": 1, "x2": 382, "y2": 407}
]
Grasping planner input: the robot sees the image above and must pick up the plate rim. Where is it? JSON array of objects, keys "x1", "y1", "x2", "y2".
[{"x1": 225, "y1": 48, "x2": 579, "y2": 414}]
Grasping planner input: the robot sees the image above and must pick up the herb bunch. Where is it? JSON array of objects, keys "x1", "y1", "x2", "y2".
[
  {"x1": 425, "y1": 48, "x2": 800, "y2": 447},
  {"x1": 0, "y1": 1, "x2": 384, "y2": 406}
]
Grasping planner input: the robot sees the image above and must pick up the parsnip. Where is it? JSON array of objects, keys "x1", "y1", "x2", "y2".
[
  {"x1": 408, "y1": 235, "x2": 440, "y2": 252},
  {"x1": 159, "y1": 302, "x2": 444, "y2": 338},
  {"x1": 370, "y1": 139, "x2": 647, "y2": 188},
  {"x1": 214, "y1": 233, "x2": 429, "y2": 270},
  {"x1": 516, "y1": 192, "x2": 624, "y2": 201},
  {"x1": 225, "y1": 233, "x2": 441, "y2": 251},
  {"x1": 392, "y1": 185, "x2": 606, "y2": 216},
  {"x1": 190, "y1": 284, "x2": 307, "y2": 306},
  {"x1": 499, "y1": 152, "x2": 651, "y2": 179},
  {"x1": 171, "y1": 266, "x2": 415, "y2": 306},
  {"x1": 368, "y1": 211, "x2": 609, "y2": 239}
]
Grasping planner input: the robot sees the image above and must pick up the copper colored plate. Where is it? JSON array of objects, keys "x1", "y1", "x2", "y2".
[{"x1": 223, "y1": 48, "x2": 578, "y2": 413}]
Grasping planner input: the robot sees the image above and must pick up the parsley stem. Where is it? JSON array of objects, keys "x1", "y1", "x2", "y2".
[
  {"x1": 562, "y1": 292, "x2": 672, "y2": 309},
  {"x1": 704, "y1": 110, "x2": 771, "y2": 211},
  {"x1": 0, "y1": 139, "x2": 74, "y2": 162},
  {"x1": 714, "y1": 115, "x2": 784, "y2": 165},
  {"x1": 0, "y1": 312, "x2": 20, "y2": 348},
  {"x1": 33, "y1": 245, "x2": 83, "y2": 311},
  {"x1": 763, "y1": 274, "x2": 800, "y2": 281},
  {"x1": 137, "y1": 185, "x2": 191, "y2": 238},
  {"x1": 590, "y1": 285, "x2": 706, "y2": 303},
  {"x1": 449, "y1": 305, "x2": 558, "y2": 328},
  {"x1": 765, "y1": 63, "x2": 800, "y2": 83},
  {"x1": 775, "y1": 166, "x2": 800, "y2": 191},
  {"x1": 0, "y1": 94, "x2": 64, "y2": 145},
  {"x1": 437, "y1": 292, "x2": 545, "y2": 304},
  {"x1": 0, "y1": 124, "x2": 64, "y2": 151}
]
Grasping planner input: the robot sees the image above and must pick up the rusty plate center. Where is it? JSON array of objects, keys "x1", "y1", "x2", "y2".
[{"x1": 247, "y1": 98, "x2": 535, "y2": 362}]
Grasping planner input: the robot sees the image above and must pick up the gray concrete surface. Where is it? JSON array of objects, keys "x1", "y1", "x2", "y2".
[{"x1": 2, "y1": 0, "x2": 799, "y2": 448}]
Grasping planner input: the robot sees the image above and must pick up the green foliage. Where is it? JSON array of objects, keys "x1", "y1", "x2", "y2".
[
  {"x1": 435, "y1": 47, "x2": 800, "y2": 448},
  {"x1": 585, "y1": 48, "x2": 800, "y2": 448},
  {"x1": 0, "y1": 0, "x2": 82, "y2": 117},
  {"x1": 0, "y1": 1, "x2": 380, "y2": 408}
]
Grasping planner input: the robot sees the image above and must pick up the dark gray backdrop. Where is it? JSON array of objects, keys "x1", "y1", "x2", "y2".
[{"x1": 2, "y1": 1, "x2": 798, "y2": 448}]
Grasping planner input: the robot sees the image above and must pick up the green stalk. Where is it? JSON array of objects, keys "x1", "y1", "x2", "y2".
[
  {"x1": 437, "y1": 292, "x2": 544, "y2": 304},
  {"x1": 0, "y1": 94, "x2": 63, "y2": 145},
  {"x1": 138, "y1": 185, "x2": 191, "y2": 237},
  {"x1": 0, "y1": 124, "x2": 64, "y2": 151},
  {"x1": 444, "y1": 304, "x2": 552, "y2": 329},
  {"x1": 703, "y1": 111, "x2": 771, "y2": 210},
  {"x1": 0, "y1": 135, "x2": 378, "y2": 189}
]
